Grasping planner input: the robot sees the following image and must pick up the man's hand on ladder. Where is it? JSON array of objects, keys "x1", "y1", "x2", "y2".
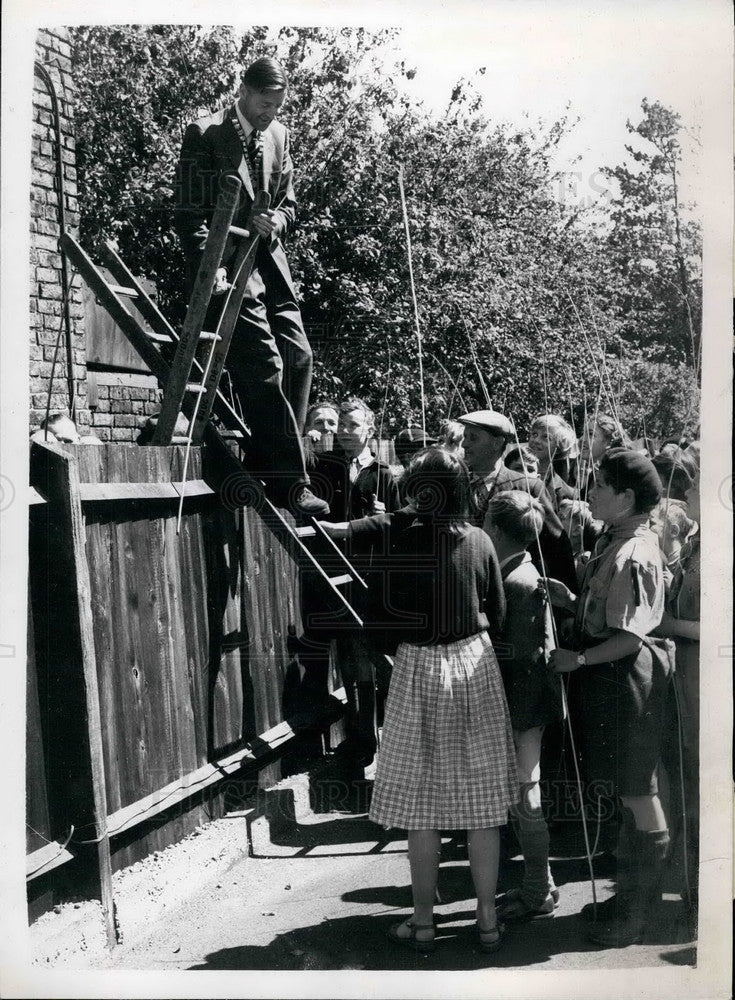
[
  {"x1": 251, "y1": 209, "x2": 280, "y2": 238},
  {"x1": 212, "y1": 268, "x2": 232, "y2": 296}
]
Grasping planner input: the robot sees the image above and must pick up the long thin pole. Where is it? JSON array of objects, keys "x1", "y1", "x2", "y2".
[
  {"x1": 398, "y1": 165, "x2": 426, "y2": 437},
  {"x1": 508, "y1": 414, "x2": 598, "y2": 917},
  {"x1": 429, "y1": 354, "x2": 468, "y2": 416},
  {"x1": 461, "y1": 316, "x2": 491, "y2": 408}
]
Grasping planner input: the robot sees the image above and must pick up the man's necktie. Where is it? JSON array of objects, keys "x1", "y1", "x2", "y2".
[
  {"x1": 247, "y1": 130, "x2": 263, "y2": 193},
  {"x1": 470, "y1": 477, "x2": 490, "y2": 526}
]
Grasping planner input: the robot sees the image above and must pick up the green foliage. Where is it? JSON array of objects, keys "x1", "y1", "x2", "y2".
[
  {"x1": 602, "y1": 99, "x2": 702, "y2": 370},
  {"x1": 69, "y1": 28, "x2": 700, "y2": 443}
]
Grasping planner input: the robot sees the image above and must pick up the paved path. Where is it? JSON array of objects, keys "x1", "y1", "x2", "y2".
[{"x1": 99, "y1": 756, "x2": 696, "y2": 973}]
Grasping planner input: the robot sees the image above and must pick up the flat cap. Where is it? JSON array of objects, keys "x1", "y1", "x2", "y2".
[{"x1": 457, "y1": 410, "x2": 514, "y2": 436}]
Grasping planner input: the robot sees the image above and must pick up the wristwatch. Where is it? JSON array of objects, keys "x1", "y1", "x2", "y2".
[{"x1": 576, "y1": 651, "x2": 587, "y2": 667}]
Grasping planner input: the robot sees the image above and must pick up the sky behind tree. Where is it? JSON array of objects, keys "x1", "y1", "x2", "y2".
[{"x1": 345, "y1": 1, "x2": 709, "y2": 209}]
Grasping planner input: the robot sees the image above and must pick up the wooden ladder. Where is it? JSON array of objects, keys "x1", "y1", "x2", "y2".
[{"x1": 60, "y1": 178, "x2": 365, "y2": 626}]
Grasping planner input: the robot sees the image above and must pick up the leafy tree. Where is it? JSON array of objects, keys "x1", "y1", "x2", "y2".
[
  {"x1": 68, "y1": 28, "x2": 699, "y2": 442},
  {"x1": 602, "y1": 99, "x2": 702, "y2": 371}
]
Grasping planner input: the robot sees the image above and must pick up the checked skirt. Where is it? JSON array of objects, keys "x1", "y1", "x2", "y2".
[{"x1": 369, "y1": 632, "x2": 518, "y2": 830}]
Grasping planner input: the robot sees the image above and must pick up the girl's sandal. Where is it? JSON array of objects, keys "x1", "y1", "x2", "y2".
[
  {"x1": 476, "y1": 921, "x2": 505, "y2": 954},
  {"x1": 387, "y1": 919, "x2": 436, "y2": 954}
]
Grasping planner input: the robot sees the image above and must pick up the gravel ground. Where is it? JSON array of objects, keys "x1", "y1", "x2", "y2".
[{"x1": 29, "y1": 756, "x2": 697, "y2": 977}]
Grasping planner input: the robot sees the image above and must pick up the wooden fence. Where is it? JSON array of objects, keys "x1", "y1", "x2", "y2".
[{"x1": 27, "y1": 440, "x2": 343, "y2": 938}]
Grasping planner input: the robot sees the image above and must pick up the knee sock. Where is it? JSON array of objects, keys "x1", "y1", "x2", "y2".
[{"x1": 510, "y1": 801, "x2": 554, "y2": 905}]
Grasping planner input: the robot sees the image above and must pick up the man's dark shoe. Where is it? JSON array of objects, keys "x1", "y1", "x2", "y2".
[{"x1": 290, "y1": 487, "x2": 330, "y2": 518}]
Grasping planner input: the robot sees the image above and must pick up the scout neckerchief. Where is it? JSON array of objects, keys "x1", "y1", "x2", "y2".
[{"x1": 230, "y1": 107, "x2": 263, "y2": 194}]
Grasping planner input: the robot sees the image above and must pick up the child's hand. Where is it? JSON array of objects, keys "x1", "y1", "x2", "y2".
[
  {"x1": 371, "y1": 493, "x2": 386, "y2": 514},
  {"x1": 549, "y1": 649, "x2": 580, "y2": 673},
  {"x1": 538, "y1": 577, "x2": 576, "y2": 611}
]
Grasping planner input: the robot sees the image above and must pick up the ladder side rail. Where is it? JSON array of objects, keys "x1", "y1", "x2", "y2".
[
  {"x1": 190, "y1": 236, "x2": 260, "y2": 443},
  {"x1": 190, "y1": 190, "x2": 270, "y2": 444},
  {"x1": 152, "y1": 174, "x2": 242, "y2": 444},
  {"x1": 310, "y1": 518, "x2": 368, "y2": 589},
  {"x1": 99, "y1": 243, "x2": 179, "y2": 343},
  {"x1": 61, "y1": 234, "x2": 171, "y2": 384},
  {"x1": 202, "y1": 425, "x2": 363, "y2": 626},
  {"x1": 100, "y1": 241, "x2": 251, "y2": 441}
]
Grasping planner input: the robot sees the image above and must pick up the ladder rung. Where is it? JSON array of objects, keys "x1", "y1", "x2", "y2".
[
  {"x1": 329, "y1": 574, "x2": 353, "y2": 587},
  {"x1": 294, "y1": 526, "x2": 317, "y2": 538},
  {"x1": 198, "y1": 331, "x2": 222, "y2": 342},
  {"x1": 145, "y1": 330, "x2": 173, "y2": 343},
  {"x1": 229, "y1": 225, "x2": 251, "y2": 238},
  {"x1": 108, "y1": 283, "x2": 138, "y2": 297},
  {"x1": 185, "y1": 383, "x2": 207, "y2": 394}
]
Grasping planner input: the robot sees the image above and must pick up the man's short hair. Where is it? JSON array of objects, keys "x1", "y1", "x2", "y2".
[
  {"x1": 241, "y1": 57, "x2": 289, "y2": 91},
  {"x1": 305, "y1": 399, "x2": 339, "y2": 423},
  {"x1": 339, "y1": 396, "x2": 375, "y2": 429},
  {"x1": 488, "y1": 491, "x2": 545, "y2": 546}
]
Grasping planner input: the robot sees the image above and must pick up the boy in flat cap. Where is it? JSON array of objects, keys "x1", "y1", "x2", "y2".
[
  {"x1": 541, "y1": 448, "x2": 675, "y2": 947},
  {"x1": 458, "y1": 410, "x2": 578, "y2": 593}
]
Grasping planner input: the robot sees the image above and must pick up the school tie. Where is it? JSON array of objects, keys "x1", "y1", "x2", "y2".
[{"x1": 247, "y1": 129, "x2": 263, "y2": 193}]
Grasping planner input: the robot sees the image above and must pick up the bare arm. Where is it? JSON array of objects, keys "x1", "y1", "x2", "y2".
[{"x1": 550, "y1": 629, "x2": 643, "y2": 673}]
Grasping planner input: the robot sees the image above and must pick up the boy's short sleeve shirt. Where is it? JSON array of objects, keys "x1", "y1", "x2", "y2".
[{"x1": 579, "y1": 515, "x2": 665, "y2": 641}]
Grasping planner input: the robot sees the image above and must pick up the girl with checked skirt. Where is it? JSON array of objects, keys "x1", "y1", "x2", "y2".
[{"x1": 319, "y1": 447, "x2": 518, "y2": 954}]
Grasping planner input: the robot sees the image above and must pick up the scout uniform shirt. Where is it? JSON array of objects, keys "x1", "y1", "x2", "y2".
[
  {"x1": 576, "y1": 512, "x2": 665, "y2": 643},
  {"x1": 572, "y1": 510, "x2": 674, "y2": 798}
]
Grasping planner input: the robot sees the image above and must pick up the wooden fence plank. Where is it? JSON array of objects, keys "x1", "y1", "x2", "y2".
[
  {"x1": 29, "y1": 441, "x2": 117, "y2": 946},
  {"x1": 107, "y1": 687, "x2": 346, "y2": 839}
]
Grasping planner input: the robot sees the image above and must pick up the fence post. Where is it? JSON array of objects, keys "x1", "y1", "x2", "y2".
[{"x1": 30, "y1": 441, "x2": 116, "y2": 946}]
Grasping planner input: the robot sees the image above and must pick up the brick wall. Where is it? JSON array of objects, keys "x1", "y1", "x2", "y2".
[
  {"x1": 30, "y1": 28, "x2": 163, "y2": 443},
  {"x1": 88, "y1": 372, "x2": 162, "y2": 443},
  {"x1": 30, "y1": 28, "x2": 89, "y2": 433}
]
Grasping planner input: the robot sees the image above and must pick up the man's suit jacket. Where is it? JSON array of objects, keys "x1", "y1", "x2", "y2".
[{"x1": 174, "y1": 105, "x2": 297, "y2": 290}]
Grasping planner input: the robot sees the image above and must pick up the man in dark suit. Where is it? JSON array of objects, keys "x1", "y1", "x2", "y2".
[{"x1": 174, "y1": 56, "x2": 328, "y2": 517}]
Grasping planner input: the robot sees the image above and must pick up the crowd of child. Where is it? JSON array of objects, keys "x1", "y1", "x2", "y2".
[
  {"x1": 33, "y1": 394, "x2": 700, "y2": 956},
  {"x1": 305, "y1": 396, "x2": 700, "y2": 956}
]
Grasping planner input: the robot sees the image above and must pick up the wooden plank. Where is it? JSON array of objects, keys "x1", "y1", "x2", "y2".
[
  {"x1": 77, "y1": 480, "x2": 215, "y2": 502},
  {"x1": 79, "y1": 481, "x2": 179, "y2": 501},
  {"x1": 26, "y1": 583, "x2": 53, "y2": 855},
  {"x1": 93, "y1": 247, "x2": 251, "y2": 442},
  {"x1": 62, "y1": 233, "x2": 170, "y2": 383},
  {"x1": 82, "y1": 263, "x2": 158, "y2": 373},
  {"x1": 100, "y1": 243, "x2": 180, "y2": 345},
  {"x1": 171, "y1": 479, "x2": 215, "y2": 498},
  {"x1": 29, "y1": 441, "x2": 117, "y2": 947},
  {"x1": 26, "y1": 842, "x2": 76, "y2": 881},
  {"x1": 107, "y1": 689, "x2": 347, "y2": 838},
  {"x1": 152, "y1": 174, "x2": 242, "y2": 444}
]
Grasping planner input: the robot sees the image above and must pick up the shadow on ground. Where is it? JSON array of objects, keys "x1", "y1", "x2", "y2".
[
  {"x1": 188, "y1": 897, "x2": 694, "y2": 972},
  {"x1": 214, "y1": 753, "x2": 696, "y2": 970}
]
